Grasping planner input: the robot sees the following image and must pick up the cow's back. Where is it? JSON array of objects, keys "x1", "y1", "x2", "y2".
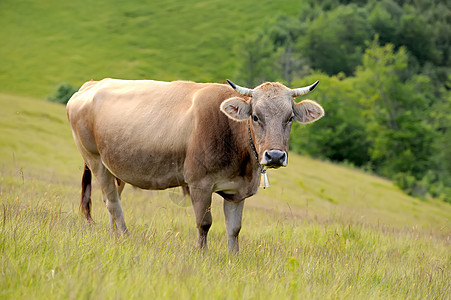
[{"x1": 67, "y1": 79, "x2": 224, "y2": 189}]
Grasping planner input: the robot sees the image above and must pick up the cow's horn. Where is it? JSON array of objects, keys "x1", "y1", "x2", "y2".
[
  {"x1": 291, "y1": 80, "x2": 319, "y2": 97},
  {"x1": 226, "y1": 79, "x2": 253, "y2": 96}
]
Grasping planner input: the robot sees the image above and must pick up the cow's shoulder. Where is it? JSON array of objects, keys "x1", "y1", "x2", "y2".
[
  {"x1": 190, "y1": 84, "x2": 240, "y2": 113},
  {"x1": 185, "y1": 83, "x2": 250, "y2": 179}
]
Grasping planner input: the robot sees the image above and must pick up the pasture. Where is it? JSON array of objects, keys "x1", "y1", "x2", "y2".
[
  {"x1": 0, "y1": 0, "x2": 305, "y2": 98},
  {"x1": 1, "y1": 0, "x2": 449, "y2": 297},
  {"x1": 1, "y1": 94, "x2": 449, "y2": 299}
]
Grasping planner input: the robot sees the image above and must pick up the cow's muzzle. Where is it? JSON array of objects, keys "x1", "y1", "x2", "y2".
[{"x1": 261, "y1": 150, "x2": 287, "y2": 168}]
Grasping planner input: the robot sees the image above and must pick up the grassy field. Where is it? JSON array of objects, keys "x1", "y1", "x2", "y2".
[
  {"x1": 1, "y1": 1, "x2": 449, "y2": 298},
  {"x1": 1, "y1": 94, "x2": 450, "y2": 299},
  {"x1": 0, "y1": 0, "x2": 306, "y2": 98}
]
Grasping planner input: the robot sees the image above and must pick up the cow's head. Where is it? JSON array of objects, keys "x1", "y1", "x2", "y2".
[{"x1": 220, "y1": 80, "x2": 324, "y2": 168}]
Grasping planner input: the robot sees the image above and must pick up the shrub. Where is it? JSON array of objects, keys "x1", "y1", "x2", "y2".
[{"x1": 47, "y1": 83, "x2": 79, "y2": 105}]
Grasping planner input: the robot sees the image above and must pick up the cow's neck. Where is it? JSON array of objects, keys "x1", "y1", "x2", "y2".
[
  {"x1": 247, "y1": 122, "x2": 264, "y2": 174},
  {"x1": 247, "y1": 121, "x2": 270, "y2": 189}
]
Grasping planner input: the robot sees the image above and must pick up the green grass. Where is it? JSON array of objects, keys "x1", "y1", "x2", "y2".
[
  {"x1": 1, "y1": 94, "x2": 450, "y2": 299},
  {"x1": 1, "y1": 2, "x2": 449, "y2": 297},
  {"x1": 0, "y1": 93, "x2": 80, "y2": 180},
  {"x1": 0, "y1": 0, "x2": 305, "y2": 97},
  {"x1": 1, "y1": 177, "x2": 450, "y2": 299}
]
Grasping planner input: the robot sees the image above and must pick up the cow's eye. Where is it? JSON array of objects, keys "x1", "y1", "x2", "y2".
[{"x1": 252, "y1": 115, "x2": 259, "y2": 123}]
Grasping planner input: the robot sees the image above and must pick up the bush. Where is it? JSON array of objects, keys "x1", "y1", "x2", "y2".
[
  {"x1": 47, "y1": 83, "x2": 79, "y2": 105},
  {"x1": 394, "y1": 171, "x2": 451, "y2": 202},
  {"x1": 394, "y1": 173, "x2": 418, "y2": 196}
]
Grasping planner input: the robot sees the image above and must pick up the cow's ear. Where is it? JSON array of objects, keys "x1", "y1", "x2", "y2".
[
  {"x1": 220, "y1": 97, "x2": 251, "y2": 122},
  {"x1": 293, "y1": 100, "x2": 324, "y2": 124}
]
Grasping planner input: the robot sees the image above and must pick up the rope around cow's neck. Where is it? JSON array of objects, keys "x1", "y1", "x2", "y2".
[
  {"x1": 247, "y1": 122, "x2": 266, "y2": 175},
  {"x1": 248, "y1": 122, "x2": 270, "y2": 188}
]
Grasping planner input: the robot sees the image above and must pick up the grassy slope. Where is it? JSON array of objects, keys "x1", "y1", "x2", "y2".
[
  {"x1": 0, "y1": 94, "x2": 80, "y2": 181},
  {"x1": 1, "y1": 93, "x2": 449, "y2": 231},
  {"x1": 1, "y1": 1, "x2": 449, "y2": 297},
  {"x1": 1, "y1": 93, "x2": 449, "y2": 299},
  {"x1": 0, "y1": 0, "x2": 304, "y2": 97}
]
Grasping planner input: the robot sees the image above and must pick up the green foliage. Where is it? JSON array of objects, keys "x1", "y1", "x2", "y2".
[
  {"x1": 398, "y1": 13, "x2": 439, "y2": 66},
  {"x1": 356, "y1": 42, "x2": 432, "y2": 175},
  {"x1": 265, "y1": 15, "x2": 305, "y2": 85},
  {"x1": 232, "y1": 33, "x2": 279, "y2": 87},
  {"x1": 47, "y1": 83, "x2": 78, "y2": 105},
  {"x1": 290, "y1": 73, "x2": 371, "y2": 167},
  {"x1": 354, "y1": 40, "x2": 449, "y2": 198},
  {"x1": 230, "y1": 1, "x2": 450, "y2": 201},
  {"x1": 367, "y1": 1, "x2": 400, "y2": 46},
  {"x1": 296, "y1": 4, "x2": 372, "y2": 76}
]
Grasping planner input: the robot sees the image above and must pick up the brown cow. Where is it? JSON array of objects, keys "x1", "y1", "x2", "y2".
[{"x1": 66, "y1": 78, "x2": 324, "y2": 252}]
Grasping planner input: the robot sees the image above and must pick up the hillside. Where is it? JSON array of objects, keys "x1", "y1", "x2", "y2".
[
  {"x1": 1, "y1": 0, "x2": 450, "y2": 297},
  {"x1": 1, "y1": 93, "x2": 450, "y2": 299},
  {"x1": 2, "y1": 0, "x2": 449, "y2": 203},
  {"x1": 1, "y1": 93, "x2": 449, "y2": 231},
  {"x1": 0, "y1": 0, "x2": 304, "y2": 97}
]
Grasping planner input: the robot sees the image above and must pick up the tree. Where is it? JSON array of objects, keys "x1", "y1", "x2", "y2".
[
  {"x1": 230, "y1": 1, "x2": 451, "y2": 201},
  {"x1": 355, "y1": 39, "x2": 438, "y2": 195},
  {"x1": 233, "y1": 33, "x2": 278, "y2": 87},
  {"x1": 296, "y1": 5, "x2": 372, "y2": 76},
  {"x1": 398, "y1": 12, "x2": 440, "y2": 66},
  {"x1": 290, "y1": 73, "x2": 371, "y2": 167},
  {"x1": 367, "y1": 0, "x2": 401, "y2": 46},
  {"x1": 264, "y1": 15, "x2": 306, "y2": 85}
]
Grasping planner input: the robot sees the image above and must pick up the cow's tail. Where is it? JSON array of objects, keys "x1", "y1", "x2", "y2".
[{"x1": 80, "y1": 164, "x2": 93, "y2": 222}]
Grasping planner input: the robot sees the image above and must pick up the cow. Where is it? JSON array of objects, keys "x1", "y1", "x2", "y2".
[{"x1": 66, "y1": 78, "x2": 324, "y2": 253}]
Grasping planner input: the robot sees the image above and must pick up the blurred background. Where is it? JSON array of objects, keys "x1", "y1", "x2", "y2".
[{"x1": 0, "y1": 0, "x2": 449, "y2": 201}]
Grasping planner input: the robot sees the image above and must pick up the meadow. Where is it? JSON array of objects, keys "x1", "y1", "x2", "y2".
[
  {"x1": 0, "y1": 0, "x2": 450, "y2": 298},
  {"x1": 0, "y1": 0, "x2": 305, "y2": 98},
  {"x1": 1, "y1": 94, "x2": 449, "y2": 299}
]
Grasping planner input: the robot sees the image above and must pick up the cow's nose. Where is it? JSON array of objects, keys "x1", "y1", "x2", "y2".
[{"x1": 262, "y1": 150, "x2": 287, "y2": 168}]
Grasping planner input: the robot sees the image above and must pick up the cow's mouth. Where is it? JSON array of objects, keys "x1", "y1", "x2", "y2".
[{"x1": 263, "y1": 163, "x2": 284, "y2": 169}]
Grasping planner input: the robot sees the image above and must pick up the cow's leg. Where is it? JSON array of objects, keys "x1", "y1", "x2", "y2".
[
  {"x1": 223, "y1": 199, "x2": 245, "y2": 253},
  {"x1": 85, "y1": 157, "x2": 128, "y2": 234},
  {"x1": 99, "y1": 170, "x2": 128, "y2": 234},
  {"x1": 189, "y1": 186, "x2": 213, "y2": 249},
  {"x1": 102, "y1": 194, "x2": 116, "y2": 231},
  {"x1": 113, "y1": 179, "x2": 126, "y2": 231},
  {"x1": 72, "y1": 133, "x2": 127, "y2": 234}
]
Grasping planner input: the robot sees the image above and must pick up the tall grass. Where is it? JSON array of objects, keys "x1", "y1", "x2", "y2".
[
  {"x1": 0, "y1": 93, "x2": 449, "y2": 299},
  {"x1": 1, "y1": 174, "x2": 449, "y2": 299}
]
